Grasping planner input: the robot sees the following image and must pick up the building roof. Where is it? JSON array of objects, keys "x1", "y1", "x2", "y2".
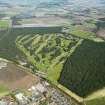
[
  {"x1": 15, "y1": 93, "x2": 24, "y2": 101},
  {"x1": 12, "y1": 24, "x2": 62, "y2": 28},
  {"x1": 35, "y1": 83, "x2": 47, "y2": 93},
  {"x1": 0, "y1": 101, "x2": 7, "y2": 105}
]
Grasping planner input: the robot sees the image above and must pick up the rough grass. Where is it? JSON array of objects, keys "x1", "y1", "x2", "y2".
[
  {"x1": 16, "y1": 34, "x2": 80, "y2": 82},
  {"x1": 69, "y1": 28, "x2": 104, "y2": 42},
  {"x1": 0, "y1": 85, "x2": 10, "y2": 98},
  {"x1": 85, "y1": 97, "x2": 105, "y2": 105}
]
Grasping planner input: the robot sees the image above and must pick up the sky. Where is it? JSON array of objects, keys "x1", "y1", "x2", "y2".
[
  {"x1": 0, "y1": 0, "x2": 105, "y2": 8},
  {"x1": 0, "y1": 0, "x2": 52, "y2": 5}
]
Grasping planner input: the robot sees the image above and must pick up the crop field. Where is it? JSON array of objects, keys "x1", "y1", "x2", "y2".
[
  {"x1": 19, "y1": 16, "x2": 70, "y2": 26},
  {"x1": 0, "y1": 59, "x2": 39, "y2": 97},
  {"x1": 0, "y1": 20, "x2": 10, "y2": 29},
  {"x1": 0, "y1": 85, "x2": 10, "y2": 98}
]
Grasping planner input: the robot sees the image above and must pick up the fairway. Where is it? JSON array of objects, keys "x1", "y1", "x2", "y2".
[{"x1": 15, "y1": 33, "x2": 80, "y2": 82}]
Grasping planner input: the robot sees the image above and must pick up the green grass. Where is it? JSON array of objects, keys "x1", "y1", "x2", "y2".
[
  {"x1": 85, "y1": 97, "x2": 105, "y2": 105},
  {"x1": 0, "y1": 20, "x2": 10, "y2": 29},
  {"x1": 16, "y1": 34, "x2": 80, "y2": 82},
  {"x1": 71, "y1": 29, "x2": 94, "y2": 38},
  {"x1": 0, "y1": 85, "x2": 10, "y2": 98},
  {"x1": 69, "y1": 28, "x2": 104, "y2": 42}
]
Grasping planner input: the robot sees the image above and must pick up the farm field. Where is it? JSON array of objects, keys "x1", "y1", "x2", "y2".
[
  {"x1": 0, "y1": 85, "x2": 10, "y2": 98},
  {"x1": 69, "y1": 27, "x2": 104, "y2": 42},
  {"x1": 18, "y1": 16, "x2": 70, "y2": 26},
  {"x1": 0, "y1": 20, "x2": 11, "y2": 29},
  {"x1": 0, "y1": 58, "x2": 40, "y2": 98}
]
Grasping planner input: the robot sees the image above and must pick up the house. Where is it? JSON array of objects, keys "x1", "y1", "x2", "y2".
[
  {"x1": 15, "y1": 93, "x2": 28, "y2": 105},
  {"x1": 35, "y1": 83, "x2": 47, "y2": 93},
  {"x1": 0, "y1": 100, "x2": 7, "y2": 105}
]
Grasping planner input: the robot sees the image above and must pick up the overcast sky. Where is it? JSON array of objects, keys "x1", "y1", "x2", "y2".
[{"x1": 0, "y1": 0, "x2": 104, "y2": 8}]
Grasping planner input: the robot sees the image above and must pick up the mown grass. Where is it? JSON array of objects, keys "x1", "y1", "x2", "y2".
[
  {"x1": 16, "y1": 34, "x2": 80, "y2": 82},
  {"x1": 0, "y1": 27, "x2": 62, "y2": 61},
  {"x1": 0, "y1": 85, "x2": 10, "y2": 98},
  {"x1": 0, "y1": 20, "x2": 10, "y2": 28},
  {"x1": 0, "y1": 26, "x2": 105, "y2": 105}
]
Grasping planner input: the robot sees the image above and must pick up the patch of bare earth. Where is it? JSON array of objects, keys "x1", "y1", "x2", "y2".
[{"x1": 0, "y1": 61, "x2": 40, "y2": 91}]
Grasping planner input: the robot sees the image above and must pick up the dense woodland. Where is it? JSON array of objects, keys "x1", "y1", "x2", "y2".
[{"x1": 59, "y1": 40, "x2": 105, "y2": 97}]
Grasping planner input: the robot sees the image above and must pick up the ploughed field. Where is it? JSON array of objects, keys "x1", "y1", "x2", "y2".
[{"x1": 0, "y1": 58, "x2": 39, "y2": 97}]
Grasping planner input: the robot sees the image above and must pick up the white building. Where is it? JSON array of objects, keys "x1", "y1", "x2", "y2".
[
  {"x1": 35, "y1": 83, "x2": 47, "y2": 93},
  {"x1": 15, "y1": 93, "x2": 28, "y2": 105},
  {"x1": 0, "y1": 101, "x2": 7, "y2": 105}
]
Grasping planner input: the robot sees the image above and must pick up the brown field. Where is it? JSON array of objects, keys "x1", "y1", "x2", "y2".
[
  {"x1": 97, "y1": 28, "x2": 105, "y2": 38},
  {"x1": 0, "y1": 60, "x2": 40, "y2": 91},
  {"x1": 19, "y1": 16, "x2": 69, "y2": 25}
]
